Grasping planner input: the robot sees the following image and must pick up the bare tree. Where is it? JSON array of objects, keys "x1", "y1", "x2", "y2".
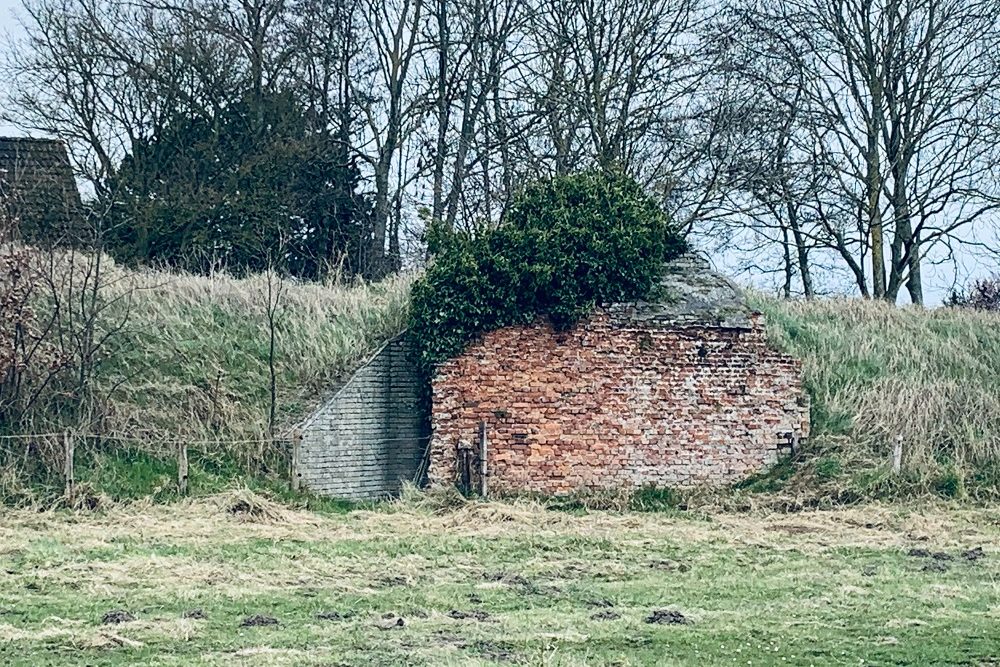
[
  {"x1": 354, "y1": 0, "x2": 427, "y2": 275},
  {"x1": 731, "y1": 0, "x2": 1000, "y2": 304}
]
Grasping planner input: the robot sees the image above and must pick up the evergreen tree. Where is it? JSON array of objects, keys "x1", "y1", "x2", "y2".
[{"x1": 106, "y1": 91, "x2": 371, "y2": 279}]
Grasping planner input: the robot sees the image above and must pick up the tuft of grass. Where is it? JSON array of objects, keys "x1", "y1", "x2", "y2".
[{"x1": 750, "y1": 294, "x2": 1000, "y2": 499}]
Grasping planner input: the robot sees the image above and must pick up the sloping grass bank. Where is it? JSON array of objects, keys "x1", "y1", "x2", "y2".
[
  {"x1": 98, "y1": 266, "x2": 413, "y2": 442},
  {"x1": 2, "y1": 254, "x2": 413, "y2": 501},
  {"x1": 751, "y1": 295, "x2": 1000, "y2": 500}
]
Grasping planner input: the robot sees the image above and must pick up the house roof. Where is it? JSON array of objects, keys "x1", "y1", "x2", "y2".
[
  {"x1": 606, "y1": 253, "x2": 756, "y2": 330},
  {"x1": 0, "y1": 137, "x2": 83, "y2": 239}
]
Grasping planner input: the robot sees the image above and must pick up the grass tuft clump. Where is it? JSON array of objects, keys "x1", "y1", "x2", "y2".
[{"x1": 213, "y1": 488, "x2": 318, "y2": 524}]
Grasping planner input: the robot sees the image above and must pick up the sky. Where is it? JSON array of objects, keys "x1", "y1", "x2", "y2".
[
  {"x1": 1, "y1": 0, "x2": 23, "y2": 137},
  {"x1": 0, "y1": 0, "x2": 995, "y2": 303}
]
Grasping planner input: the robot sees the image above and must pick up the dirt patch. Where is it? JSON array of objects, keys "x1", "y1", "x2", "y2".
[
  {"x1": 649, "y1": 559, "x2": 690, "y2": 572},
  {"x1": 590, "y1": 610, "x2": 621, "y2": 621},
  {"x1": 922, "y1": 562, "x2": 948, "y2": 573},
  {"x1": 483, "y1": 570, "x2": 539, "y2": 594},
  {"x1": 378, "y1": 575, "x2": 409, "y2": 588},
  {"x1": 908, "y1": 548, "x2": 954, "y2": 561},
  {"x1": 316, "y1": 611, "x2": 350, "y2": 621},
  {"x1": 101, "y1": 610, "x2": 135, "y2": 625},
  {"x1": 240, "y1": 614, "x2": 279, "y2": 627},
  {"x1": 447, "y1": 609, "x2": 491, "y2": 622},
  {"x1": 483, "y1": 571, "x2": 530, "y2": 587},
  {"x1": 645, "y1": 609, "x2": 688, "y2": 625},
  {"x1": 467, "y1": 640, "x2": 517, "y2": 662},
  {"x1": 962, "y1": 547, "x2": 986, "y2": 562},
  {"x1": 374, "y1": 614, "x2": 405, "y2": 630}
]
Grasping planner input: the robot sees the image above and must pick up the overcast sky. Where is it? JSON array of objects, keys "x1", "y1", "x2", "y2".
[
  {"x1": 0, "y1": 0, "x2": 995, "y2": 302},
  {"x1": 1, "y1": 0, "x2": 24, "y2": 137}
]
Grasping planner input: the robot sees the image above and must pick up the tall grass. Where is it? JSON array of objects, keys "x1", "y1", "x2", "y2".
[
  {"x1": 751, "y1": 294, "x2": 1000, "y2": 498},
  {"x1": 97, "y1": 263, "x2": 414, "y2": 443},
  {"x1": 2, "y1": 251, "x2": 412, "y2": 498}
]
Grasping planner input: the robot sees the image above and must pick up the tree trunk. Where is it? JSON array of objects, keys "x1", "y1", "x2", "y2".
[
  {"x1": 371, "y1": 165, "x2": 390, "y2": 278},
  {"x1": 867, "y1": 148, "x2": 886, "y2": 299},
  {"x1": 781, "y1": 227, "x2": 793, "y2": 299}
]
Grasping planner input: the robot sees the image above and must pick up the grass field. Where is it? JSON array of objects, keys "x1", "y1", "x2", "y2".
[{"x1": 0, "y1": 492, "x2": 997, "y2": 666}]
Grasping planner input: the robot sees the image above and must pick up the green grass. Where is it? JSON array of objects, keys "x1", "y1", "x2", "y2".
[
  {"x1": 751, "y1": 295, "x2": 1000, "y2": 499},
  {"x1": 0, "y1": 493, "x2": 996, "y2": 665}
]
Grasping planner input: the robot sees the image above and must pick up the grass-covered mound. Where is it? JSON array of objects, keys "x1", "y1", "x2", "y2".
[
  {"x1": 0, "y1": 253, "x2": 412, "y2": 502},
  {"x1": 751, "y1": 294, "x2": 1000, "y2": 500},
  {"x1": 98, "y1": 266, "x2": 412, "y2": 441}
]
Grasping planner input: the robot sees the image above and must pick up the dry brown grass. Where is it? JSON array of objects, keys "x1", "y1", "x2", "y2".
[
  {"x1": 3, "y1": 490, "x2": 995, "y2": 558},
  {"x1": 7, "y1": 246, "x2": 414, "y2": 444}
]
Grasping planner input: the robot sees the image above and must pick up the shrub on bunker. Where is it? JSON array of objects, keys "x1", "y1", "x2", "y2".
[{"x1": 409, "y1": 170, "x2": 687, "y2": 380}]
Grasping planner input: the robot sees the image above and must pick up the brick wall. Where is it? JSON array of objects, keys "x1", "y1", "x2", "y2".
[
  {"x1": 429, "y1": 313, "x2": 809, "y2": 495},
  {"x1": 298, "y1": 335, "x2": 426, "y2": 500}
]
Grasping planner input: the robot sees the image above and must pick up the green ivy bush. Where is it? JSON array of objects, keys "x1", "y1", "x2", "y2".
[{"x1": 408, "y1": 170, "x2": 688, "y2": 381}]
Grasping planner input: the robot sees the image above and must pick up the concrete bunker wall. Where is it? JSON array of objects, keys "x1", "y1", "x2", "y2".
[{"x1": 297, "y1": 336, "x2": 426, "y2": 500}]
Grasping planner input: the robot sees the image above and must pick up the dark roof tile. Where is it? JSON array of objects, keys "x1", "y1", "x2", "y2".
[{"x1": 0, "y1": 137, "x2": 83, "y2": 239}]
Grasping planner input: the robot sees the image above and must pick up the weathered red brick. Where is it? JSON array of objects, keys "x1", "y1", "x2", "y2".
[{"x1": 428, "y1": 311, "x2": 809, "y2": 495}]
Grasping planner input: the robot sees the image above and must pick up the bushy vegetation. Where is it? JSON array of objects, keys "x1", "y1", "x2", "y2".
[
  {"x1": 947, "y1": 275, "x2": 1000, "y2": 312},
  {"x1": 409, "y1": 171, "x2": 687, "y2": 379},
  {"x1": 752, "y1": 294, "x2": 1000, "y2": 500},
  {"x1": 108, "y1": 91, "x2": 371, "y2": 279}
]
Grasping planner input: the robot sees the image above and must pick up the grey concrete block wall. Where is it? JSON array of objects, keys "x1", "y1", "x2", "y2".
[{"x1": 297, "y1": 335, "x2": 427, "y2": 500}]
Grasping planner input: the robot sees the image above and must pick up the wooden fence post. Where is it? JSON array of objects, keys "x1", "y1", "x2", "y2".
[
  {"x1": 892, "y1": 434, "x2": 903, "y2": 475},
  {"x1": 63, "y1": 431, "x2": 74, "y2": 501},
  {"x1": 479, "y1": 420, "x2": 488, "y2": 499},
  {"x1": 177, "y1": 441, "x2": 189, "y2": 496},
  {"x1": 458, "y1": 444, "x2": 472, "y2": 496},
  {"x1": 291, "y1": 430, "x2": 302, "y2": 492}
]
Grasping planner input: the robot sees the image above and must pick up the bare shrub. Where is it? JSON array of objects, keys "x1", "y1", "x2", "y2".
[{"x1": 947, "y1": 276, "x2": 1000, "y2": 312}]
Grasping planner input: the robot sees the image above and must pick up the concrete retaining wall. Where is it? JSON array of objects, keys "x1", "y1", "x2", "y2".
[{"x1": 297, "y1": 335, "x2": 426, "y2": 500}]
